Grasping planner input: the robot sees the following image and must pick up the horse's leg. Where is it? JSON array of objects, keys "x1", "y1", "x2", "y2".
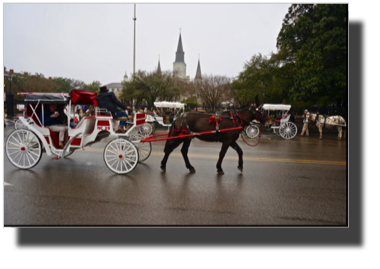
[
  {"x1": 216, "y1": 140, "x2": 231, "y2": 175},
  {"x1": 230, "y1": 140, "x2": 243, "y2": 172},
  {"x1": 181, "y1": 138, "x2": 195, "y2": 173},
  {"x1": 337, "y1": 126, "x2": 342, "y2": 140},
  {"x1": 160, "y1": 139, "x2": 183, "y2": 172}
]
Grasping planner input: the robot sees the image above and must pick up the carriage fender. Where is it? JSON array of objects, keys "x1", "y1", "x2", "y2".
[{"x1": 19, "y1": 117, "x2": 53, "y2": 156}]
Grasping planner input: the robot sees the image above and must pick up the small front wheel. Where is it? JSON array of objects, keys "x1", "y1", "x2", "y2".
[
  {"x1": 130, "y1": 133, "x2": 152, "y2": 163},
  {"x1": 103, "y1": 138, "x2": 139, "y2": 174},
  {"x1": 6, "y1": 129, "x2": 42, "y2": 169},
  {"x1": 138, "y1": 123, "x2": 153, "y2": 136},
  {"x1": 244, "y1": 125, "x2": 259, "y2": 138}
]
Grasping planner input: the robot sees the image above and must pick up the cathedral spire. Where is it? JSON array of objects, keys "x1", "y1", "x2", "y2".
[
  {"x1": 157, "y1": 55, "x2": 161, "y2": 74},
  {"x1": 195, "y1": 56, "x2": 202, "y2": 80},
  {"x1": 175, "y1": 32, "x2": 185, "y2": 63}
]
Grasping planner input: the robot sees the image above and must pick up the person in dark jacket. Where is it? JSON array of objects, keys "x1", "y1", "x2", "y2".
[
  {"x1": 289, "y1": 111, "x2": 295, "y2": 123},
  {"x1": 169, "y1": 109, "x2": 174, "y2": 123},
  {"x1": 96, "y1": 86, "x2": 128, "y2": 133},
  {"x1": 40, "y1": 103, "x2": 68, "y2": 149}
]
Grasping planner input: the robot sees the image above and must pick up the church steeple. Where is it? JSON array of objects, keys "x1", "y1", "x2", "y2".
[
  {"x1": 157, "y1": 55, "x2": 161, "y2": 74},
  {"x1": 175, "y1": 33, "x2": 185, "y2": 63},
  {"x1": 195, "y1": 57, "x2": 202, "y2": 80}
]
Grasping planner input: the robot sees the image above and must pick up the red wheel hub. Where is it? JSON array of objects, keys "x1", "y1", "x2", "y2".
[
  {"x1": 21, "y1": 147, "x2": 25, "y2": 151},
  {"x1": 118, "y1": 154, "x2": 123, "y2": 159}
]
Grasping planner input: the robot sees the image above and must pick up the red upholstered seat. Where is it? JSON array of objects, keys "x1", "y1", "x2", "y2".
[{"x1": 275, "y1": 114, "x2": 290, "y2": 126}]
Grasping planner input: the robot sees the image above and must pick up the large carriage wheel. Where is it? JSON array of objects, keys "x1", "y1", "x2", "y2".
[
  {"x1": 6, "y1": 129, "x2": 42, "y2": 169},
  {"x1": 103, "y1": 138, "x2": 139, "y2": 174},
  {"x1": 279, "y1": 122, "x2": 297, "y2": 140},
  {"x1": 130, "y1": 133, "x2": 152, "y2": 163},
  {"x1": 14, "y1": 119, "x2": 26, "y2": 130},
  {"x1": 244, "y1": 125, "x2": 260, "y2": 138}
]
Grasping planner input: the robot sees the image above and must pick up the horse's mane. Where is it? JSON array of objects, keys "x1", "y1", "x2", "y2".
[{"x1": 237, "y1": 105, "x2": 251, "y2": 110}]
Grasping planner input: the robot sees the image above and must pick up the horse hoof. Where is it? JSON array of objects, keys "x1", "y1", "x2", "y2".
[
  {"x1": 189, "y1": 168, "x2": 196, "y2": 173},
  {"x1": 238, "y1": 166, "x2": 243, "y2": 173},
  {"x1": 217, "y1": 170, "x2": 224, "y2": 175},
  {"x1": 161, "y1": 166, "x2": 166, "y2": 172}
]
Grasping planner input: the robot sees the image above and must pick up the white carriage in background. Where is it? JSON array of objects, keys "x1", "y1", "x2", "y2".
[
  {"x1": 144, "y1": 101, "x2": 186, "y2": 133},
  {"x1": 5, "y1": 90, "x2": 152, "y2": 174},
  {"x1": 261, "y1": 104, "x2": 297, "y2": 140}
]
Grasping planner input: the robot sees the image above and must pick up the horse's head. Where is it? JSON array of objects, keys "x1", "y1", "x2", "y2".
[{"x1": 305, "y1": 112, "x2": 312, "y2": 123}]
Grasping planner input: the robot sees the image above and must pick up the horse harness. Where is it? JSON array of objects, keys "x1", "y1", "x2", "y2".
[
  {"x1": 171, "y1": 105, "x2": 257, "y2": 142},
  {"x1": 312, "y1": 112, "x2": 328, "y2": 128}
]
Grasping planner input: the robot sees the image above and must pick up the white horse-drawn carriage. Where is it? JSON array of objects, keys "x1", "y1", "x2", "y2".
[
  {"x1": 260, "y1": 104, "x2": 297, "y2": 140},
  {"x1": 5, "y1": 90, "x2": 152, "y2": 174},
  {"x1": 144, "y1": 101, "x2": 185, "y2": 133}
]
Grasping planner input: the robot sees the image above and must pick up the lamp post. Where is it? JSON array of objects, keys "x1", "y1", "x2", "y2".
[
  {"x1": 263, "y1": 93, "x2": 266, "y2": 104},
  {"x1": 132, "y1": 3, "x2": 137, "y2": 114},
  {"x1": 6, "y1": 72, "x2": 14, "y2": 119}
]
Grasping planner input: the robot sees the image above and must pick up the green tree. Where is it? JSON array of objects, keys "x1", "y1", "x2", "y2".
[
  {"x1": 232, "y1": 53, "x2": 278, "y2": 106},
  {"x1": 276, "y1": 4, "x2": 347, "y2": 104},
  {"x1": 83, "y1": 81, "x2": 101, "y2": 92},
  {"x1": 22, "y1": 75, "x2": 58, "y2": 93},
  {"x1": 51, "y1": 77, "x2": 73, "y2": 93},
  {"x1": 120, "y1": 70, "x2": 180, "y2": 107}
]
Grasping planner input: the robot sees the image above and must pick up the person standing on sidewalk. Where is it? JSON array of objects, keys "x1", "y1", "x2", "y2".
[{"x1": 300, "y1": 109, "x2": 309, "y2": 136}]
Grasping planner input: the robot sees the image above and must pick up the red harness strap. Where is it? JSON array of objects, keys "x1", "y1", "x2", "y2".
[
  {"x1": 208, "y1": 115, "x2": 222, "y2": 130},
  {"x1": 236, "y1": 111, "x2": 245, "y2": 127},
  {"x1": 230, "y1": 112, "x2": 236, "y2": 124}
]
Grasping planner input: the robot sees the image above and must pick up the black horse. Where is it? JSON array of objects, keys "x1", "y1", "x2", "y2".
[{"x1": 160, "y1": 103, "x2": 270, "y2": 175}]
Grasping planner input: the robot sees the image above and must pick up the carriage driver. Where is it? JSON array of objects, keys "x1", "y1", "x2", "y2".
[
  {"x1": 96, "y1": 86, "x2": 128, "y2": 134},
  {"x1": 40, "y1": 103, "x2": 69, "y2": 149}
]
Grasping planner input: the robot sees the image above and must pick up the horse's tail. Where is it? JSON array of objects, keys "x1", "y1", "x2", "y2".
[{"x1": 340, "y1": 116, "x2": 347, "y2": 130}]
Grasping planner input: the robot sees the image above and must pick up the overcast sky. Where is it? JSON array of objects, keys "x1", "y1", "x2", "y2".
[{"x1": 4, "y1": 3, "x2": 290, "y2": 85}]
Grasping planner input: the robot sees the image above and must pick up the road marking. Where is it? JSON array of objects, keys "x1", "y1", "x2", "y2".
[
  {"x1": 81, "y1": 148, "x2": 346, "y2": 166},
  {"x1": 4, "y1": 182, "x2": 13, "y2": 186}
]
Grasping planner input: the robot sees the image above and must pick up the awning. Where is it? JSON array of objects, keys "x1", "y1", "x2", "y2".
[
  {"x1": 262, "y1": 104, "x2": 291, "y2": 111},
  {"x1": 24, "y1": 93, "x2": 68, "y2": 104},
  {"x1": 154, "y1": 101, "x2": 185, "y2": 109}
]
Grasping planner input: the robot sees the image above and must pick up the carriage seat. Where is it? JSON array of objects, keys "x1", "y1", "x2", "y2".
[
  {"x1": 70, "y1": 116, "x2": 97, "y2": 136},
  {"x1": 275, "y1": 114, "x2": 290, "y2": 126}
]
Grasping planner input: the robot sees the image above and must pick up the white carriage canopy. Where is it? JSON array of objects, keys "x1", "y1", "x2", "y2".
[
  {"x1": 154, "y1": 101, "x2": 185, "y2": 109},
  {"x1": 262, "y1": 104, "x2": 291, "y2": 111}
]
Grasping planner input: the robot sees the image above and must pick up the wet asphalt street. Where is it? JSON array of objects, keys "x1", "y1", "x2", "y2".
[{"x1": 3, "y1": 124, "x2": 347, "y2": 225}]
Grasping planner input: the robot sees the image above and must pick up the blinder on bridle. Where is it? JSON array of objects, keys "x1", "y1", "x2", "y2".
[{"x1": 305, "y1": 112, "x2": 311, "y2": 123}]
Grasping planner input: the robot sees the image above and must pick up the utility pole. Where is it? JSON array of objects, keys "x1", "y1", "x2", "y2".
[
  {"x1": 133, "y1": 4, "x2": 136, "y2": 76},
  {"x1": 132, "y1": 3, "x2": 137, "y2": 113}
]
